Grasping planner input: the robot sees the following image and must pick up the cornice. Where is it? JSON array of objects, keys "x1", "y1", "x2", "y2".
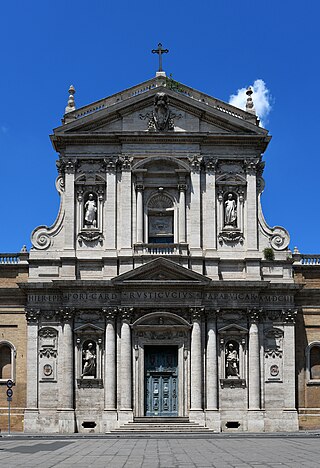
[{"x1": 51, "y1": 132, "x2": 271, "y2": 153}]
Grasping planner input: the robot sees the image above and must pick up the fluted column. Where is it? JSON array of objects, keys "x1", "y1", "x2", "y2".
[
  {"x1": 120, "y1": 308, "x2": 132, "y2": 410},
  {"x1": 104, "y1": 308, "x2": 116, "y2": 410},
  {"x1": 178, "y1": 183, "x2": 186, "y2": 243},
  {"x1": 248, "y1": 310, "x2": 260, "y2": 410},
  {"x1": 190, "y1": 308, "x2": 203, "y2": 410},
  {"x1": 136, "y1": 184, "x2": 144, "y2": 243},
  {"x1": 206, "y1": 310, "x2": 218, "y2": 410},
  {"x1": 59, "y1": 309, "x2": 74, "y2": 410}
]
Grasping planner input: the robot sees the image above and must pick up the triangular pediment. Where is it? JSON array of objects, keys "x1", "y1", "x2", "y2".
[
  {"x1": 51, "y1": 77, "x2": 268, "y2": 149},
  {"x1": 111, "y1": 258, "x2": 211, "y2": 285}
]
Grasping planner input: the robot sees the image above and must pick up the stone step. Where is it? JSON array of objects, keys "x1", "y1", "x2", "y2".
[
  {"x1": 133, "y1": 417, "x2": 190, "y2": 424},
  {"x1": 112, "y1": 418, "x2": 211, "y2": 433}
]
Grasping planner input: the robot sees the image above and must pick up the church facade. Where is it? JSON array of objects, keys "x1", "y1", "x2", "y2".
[{"x1": 1, "y1": 72, "x2": 320, "y2": 433}]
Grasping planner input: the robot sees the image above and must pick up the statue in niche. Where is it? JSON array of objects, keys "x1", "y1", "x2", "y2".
[
  {"x1": 81, "y1": 342, "x2": 96, "y2": 378},
  {"x1": 225, "y1": 342, "x2": 240, "y2": 378},
  {"x1": 224, "y1": 193, "x2": 237, "y2": 227},
  {"x1": 84, "y1": 194, "x2": 97, "y2": 228}
]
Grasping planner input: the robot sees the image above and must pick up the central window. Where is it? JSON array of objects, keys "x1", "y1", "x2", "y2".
[{"x1": 147, "y1": 193, "x2": 174, "y2": 244}]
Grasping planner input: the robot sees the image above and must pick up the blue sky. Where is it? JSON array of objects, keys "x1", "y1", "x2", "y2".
[{"x1": 1, "y1": 1, "x2": 319, "y2": 253}]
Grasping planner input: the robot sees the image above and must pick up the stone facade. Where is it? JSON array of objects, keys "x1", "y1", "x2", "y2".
[
  {"x1": 293, "y1": 251, "x2": 320, "y2": 430},
  {"x1": 0, "y1": 75, "x2": 319, "y2": 433}
]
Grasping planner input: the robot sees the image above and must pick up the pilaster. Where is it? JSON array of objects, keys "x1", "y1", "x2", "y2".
[
  {"x1": 188, "y1": 155, "x2": 202, "y2": 253},
  {"x1": 248, "y1": 309, "x2": 261, "y2": 410}
]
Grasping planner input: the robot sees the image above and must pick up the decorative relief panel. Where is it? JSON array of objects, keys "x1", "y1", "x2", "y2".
[
  {"x1": 264, "y1": 327, "x2": 283, "y2": 382},
  {"x1": 39, "y1": 327, "x2": 58, "y2": 381}
]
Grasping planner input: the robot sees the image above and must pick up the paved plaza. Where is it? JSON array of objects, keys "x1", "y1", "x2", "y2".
[{"x1": 0, "y1": 434, "x2": 320, "y2": 467}]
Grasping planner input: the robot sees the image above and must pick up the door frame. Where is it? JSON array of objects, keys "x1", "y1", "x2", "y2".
[{"x1": 132, "y1": 312, "x2": 191, "y2": 418}]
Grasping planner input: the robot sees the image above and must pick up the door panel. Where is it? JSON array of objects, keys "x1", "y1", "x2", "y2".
[{"x1": 145, "y1": 346, "x2": 178, "y2": 417}]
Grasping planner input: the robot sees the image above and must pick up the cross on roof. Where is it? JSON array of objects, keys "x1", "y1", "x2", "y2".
[{"x1": 152, "y1": 43, "x2": 169, "y2": 72}]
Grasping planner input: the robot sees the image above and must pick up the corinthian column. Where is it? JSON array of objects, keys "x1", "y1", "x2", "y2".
[
  {"x1": 120, "y1": 308, "x2": 132, "y2": 410},
  {"x1": 206, "y1": 310, "x2": 218, "y2": 410},
  {"x1": 190, "y1": 308, "x2": 203, "y2": 410},
  {"x1": 104, "y1": 308, "x2": 116, "y2": 410}
]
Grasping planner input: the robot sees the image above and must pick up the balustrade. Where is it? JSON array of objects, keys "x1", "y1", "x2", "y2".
[{"x1": 134, "y1": 243, "x2": 188, "y2": 256}]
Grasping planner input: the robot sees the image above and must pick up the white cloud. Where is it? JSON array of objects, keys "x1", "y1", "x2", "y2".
[{"x1": 229, "y1": 79, "x2": 272, "y2": 127}]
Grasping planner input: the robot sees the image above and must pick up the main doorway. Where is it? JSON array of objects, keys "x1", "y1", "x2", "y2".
[{"x1": 145, "y1": 346, "x2": 178, "y2": 417}]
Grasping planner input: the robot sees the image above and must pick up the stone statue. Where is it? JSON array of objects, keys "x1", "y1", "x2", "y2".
[
  {"x1": 226, "y1": 342, "x2": 239, "y2": 378},
  {"x1": 224, "y1": 193, "x2": 237, "y2": 226},
  {"x1": 153, "y1": 92, "x2": 174, "y2": 131},
  {"x1": 81, "y1": 342, "x2": 96, "y2": 377},
  {"x1": 84, "y1": 194, "x2": 97, "y2": 227}
]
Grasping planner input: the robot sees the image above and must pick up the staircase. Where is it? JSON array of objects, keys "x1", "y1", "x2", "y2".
[{"x1": 111, "y1": 417, "x2": 212, "y2": 434}]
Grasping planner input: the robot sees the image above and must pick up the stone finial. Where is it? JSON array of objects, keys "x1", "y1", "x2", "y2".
[
  {"x1": 65, "y1": 85, "x2": 76, "y2": 114},
  {"x1": 245, "y1": 86, "x2": 256, "y2": 115},
  {"x1": 293, "y1": 246, "x2": 300, "y2": 254}
]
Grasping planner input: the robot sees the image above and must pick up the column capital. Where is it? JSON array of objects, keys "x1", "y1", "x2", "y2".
[
  {"x1": 25, "y1": 308, "x2": 41, "y2": 323},
  {"x1": 120, "y1": 307, "x2": 133, "y2": 323},
  {"x1": 188, "y1": 154, "x2": 202, "y2": 172},
  {"x1": 103, "y1": 307, "x2": 117, "y2": 322},
  {"x1": 282, "y1": 308, "x2": 297, "y2": 324},
  {"x1": 248, "y1": 308, "x2": 263, "y2": 322},
  {"x1": 244, "y1": 158, "x2": 259, "y2": 174},
  {"x1": 190, "y1": 307, "x2": 204, "y2": 321},
  {"x1": 59, "y1": 307, "x2": 75, "y2": 322},
  {"x1": 104, "y1": 156, "x2": 117, "y2": 173},
  {"x1": 119, "y1": 155, "x2": 133, "y2": 172},
  {"x1": 64, "y1": 159, "x2": 77, "y2": 174},
  {"x1": 203, "y1": 156, "x2": 218, "y2": 173},
  {"x1": 135, "y1": 183, "x2": 144, "y2": 191},
  {"x1": 178, "y1": 183, "x2": 187, "y2": 192}
]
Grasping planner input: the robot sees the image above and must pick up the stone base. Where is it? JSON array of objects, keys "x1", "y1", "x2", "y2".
[
  {"x1": 205, "y1": 410, "x2": 221, "y2": 432},
  {"x1": 102, "y1": 410, "x2": 118, "y2": 433},
  {"x1": 118, "y1": 410, "x2": 134, "y2": 425},
  {"x1": 24, "y1": 409, "x2": 40, "y2": 433},
  {"x1": 58, "y1": 410, "x2": 75, "y2": 433},
  {"x1": 75, "y1": 410, "x2": 106, "y2": 433},
  {"x1": 189, "y1": 410, "x2": 205, "y2": 427},
  {"x1": 24, "y1": 409, "x2": 75, "y2": 433},
  {"x1": 247, "y1": 410, "x2": 265, "y2": 432},
  {"x1": 264, "y1": 409, "x2": 299, "y2": 432}
]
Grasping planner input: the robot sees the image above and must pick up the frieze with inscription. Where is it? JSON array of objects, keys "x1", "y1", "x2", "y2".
[{"x1": 27, "y1": 290, "x2": 295, "y2": 308}]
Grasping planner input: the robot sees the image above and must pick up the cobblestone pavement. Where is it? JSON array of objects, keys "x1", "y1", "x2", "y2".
[{"x1": 0, "y1": 435, "x2": 320, "y2": 467}]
